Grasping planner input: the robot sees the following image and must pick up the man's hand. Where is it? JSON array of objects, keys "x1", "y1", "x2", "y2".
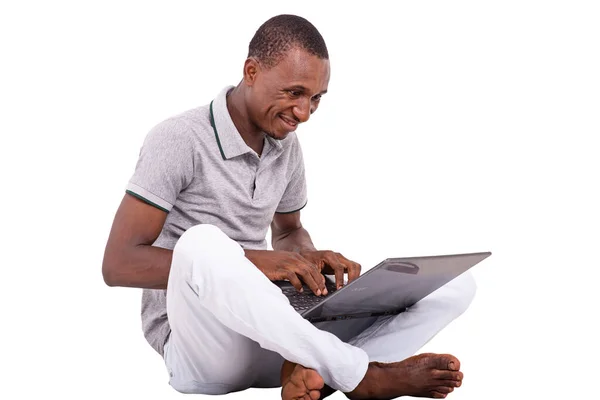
[
  {"x1": 245, "y1": 250, "x2": 328, "y2": 296},
  {"x1": 299, "y1": 250, "x2": 361, "y2": 290}
]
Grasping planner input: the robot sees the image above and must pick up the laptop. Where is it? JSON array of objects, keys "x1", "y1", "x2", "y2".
[{"x1": 275, "y1": 252, "x2": 491, "y2": 323}]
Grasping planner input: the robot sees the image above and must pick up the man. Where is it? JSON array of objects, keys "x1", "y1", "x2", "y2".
[{"x1": 102, "y1": 14, "x2": 476, "y2": 400}]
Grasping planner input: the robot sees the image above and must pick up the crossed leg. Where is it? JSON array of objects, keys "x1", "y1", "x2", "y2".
[
  {"x1": 164, "y1": 224, "x2": 368, "y2": 394},
  {"x1": 163, "y1": 224, "x2": 476, "y2": 399},
  {"x1": 280, "y1": 266, "x2": 477, "y2": 399}
]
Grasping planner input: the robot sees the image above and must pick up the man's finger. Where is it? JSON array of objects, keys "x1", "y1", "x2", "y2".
[
  {"x1": 297, "y1": 254, "x2": 327, "y2": 295},
  {"x1": 347, "y1": 261, "x2": 361, "y2": 283},
  {"x1": 330, "y1": 259, "x2": 344, "y2": 290},
  {"x1": 322, "y1": 252, "x2": 345, "y2": 290},
  {"x1": 333, "y1": 265, "x2": 345, "y2": 290},
  {"x1": 336, "y1": 253, "x2": 361, "y2": 283},
  {"x1": 284, "y1": 270, "x2": 304, "y2": 293},
  {"x1": 294, "y1": 262, "x2": 323, "y2": 296},
  {"x1": 311, "y1": 263, "x2": 328, "y2": 294}
]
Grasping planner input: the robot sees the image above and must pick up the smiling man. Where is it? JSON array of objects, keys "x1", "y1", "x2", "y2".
[{"x1": 102, "y1": 14, "x2": 475, "y2": 400}]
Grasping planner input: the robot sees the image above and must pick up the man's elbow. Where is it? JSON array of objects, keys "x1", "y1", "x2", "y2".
[
  {"x1": 102, "y1": 252, "x2": 122, "y2": 287},
  {"x1": 102, "y1": 262, "x2": 117, "y2": 287}
]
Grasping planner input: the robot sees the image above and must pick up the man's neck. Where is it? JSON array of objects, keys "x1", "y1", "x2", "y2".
[{"x1": 226, "y1": 86, "x2": 264, "y2": 156}]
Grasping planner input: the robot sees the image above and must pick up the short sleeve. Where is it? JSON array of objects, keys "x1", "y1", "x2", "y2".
[
  {"x1": 126, "y1": 118, "x2": 196, "y2": 212},
  {"x1": 276, "y1": 137, "x2": 308, "y2": 214}
]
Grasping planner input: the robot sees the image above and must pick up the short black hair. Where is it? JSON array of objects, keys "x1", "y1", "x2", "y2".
[{"x1": 248, "y1": 14, "x2": 329, "y2": 69}]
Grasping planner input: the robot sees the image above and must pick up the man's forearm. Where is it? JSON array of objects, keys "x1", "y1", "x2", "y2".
[
  {"x1": 106, "y1": 226, "x2": 314, "y2": 289},
  {"x1": 272, "y1": 226, "x2": 317, "y2": 253},
  {"x1": 103, "y1": 245, "x2": 173, "y2": 290}
]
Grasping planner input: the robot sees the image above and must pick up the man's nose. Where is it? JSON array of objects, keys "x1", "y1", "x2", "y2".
[{"x1": 292, "y1": 98, "x2": 311, "y2": 123}]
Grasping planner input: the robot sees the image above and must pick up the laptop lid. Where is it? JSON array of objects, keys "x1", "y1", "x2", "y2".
[{"x1": 303, "y1": 252, "x2": 491, "y2": 322}]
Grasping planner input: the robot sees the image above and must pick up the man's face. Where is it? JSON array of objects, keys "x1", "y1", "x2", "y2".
[{"x1": 245, "y1": 47, "x2": 330, "y2": 140}]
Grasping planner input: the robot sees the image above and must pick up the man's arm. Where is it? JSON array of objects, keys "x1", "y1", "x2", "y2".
[
  {"x1": 271, "y1": 211, "x2": 361, "y2": 289},
  {"x1": 102, "y1": 193, "x2": 172, "y2": 289},
  {"x1": 271, "y1": 211, "x2": 316, "y2": 253}
]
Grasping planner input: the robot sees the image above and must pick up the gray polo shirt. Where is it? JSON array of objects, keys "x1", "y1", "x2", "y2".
[{"x1": 126, "y1": 86, "x2": 308, "y2": 356}]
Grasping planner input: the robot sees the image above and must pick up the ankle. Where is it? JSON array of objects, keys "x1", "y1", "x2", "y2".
[{"x1": 346, "y1": 363, "x2": 385, "y2": 399}]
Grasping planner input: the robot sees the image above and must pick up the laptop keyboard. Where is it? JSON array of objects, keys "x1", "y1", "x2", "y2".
[{"x1": 283, "y1": 280, "x2": 338, "y2": 312}]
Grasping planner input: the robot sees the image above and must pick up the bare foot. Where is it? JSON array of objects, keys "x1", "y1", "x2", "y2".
[
  {"x1": 347, "y1": 353, "x2": 463, "y2": 399},
  {"x1": 281, "y1": 361, "x2": 325, "y2": 400}
]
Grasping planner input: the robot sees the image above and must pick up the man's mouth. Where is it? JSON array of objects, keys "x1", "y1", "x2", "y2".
[{"x1": 279, "y1": 115, "x2": 298, "y2": 129}]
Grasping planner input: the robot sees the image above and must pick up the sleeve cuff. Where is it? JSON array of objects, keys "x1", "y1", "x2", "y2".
[
  {"x1": 126, "y1": 182, "x2": 173, "y2": 212},
  {"x1": 275, "y1": 200, "x2": 308, "y2": 214}
]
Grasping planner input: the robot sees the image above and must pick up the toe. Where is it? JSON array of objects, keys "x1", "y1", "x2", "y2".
[
  {"x1": 437, "y1": 354, "x2": 460, "y2": 371},
  {"x1": 431, "y1": 391, "x2": 447, "y2": 399},
  {"x1": 433, "y1": 386, "x2": 453, "y2": 394},
  {"x1": 437, "y1": 379, "x2": 462, "y2": 388},
  {"x1": 433, "y1": 370, "x2": 463, "y2": 381}
]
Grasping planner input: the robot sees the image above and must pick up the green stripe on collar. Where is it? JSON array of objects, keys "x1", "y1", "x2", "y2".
[{"x1": 209, "y1": 101, "x2": 227, "y2": 160}]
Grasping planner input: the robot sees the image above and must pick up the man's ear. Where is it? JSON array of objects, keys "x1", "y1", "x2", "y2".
[{"x1": 243, "y1": 58, "x2": 260, "y2": 86}]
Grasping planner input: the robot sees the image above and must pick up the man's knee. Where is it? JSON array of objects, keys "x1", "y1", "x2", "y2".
[
  {"x1": 175, "y1": 224, "x2": 241, "y2": 260},
  {"x1": 169, "y1": 378, "x2": 250, "y2": 395},
  {"x1": 179, "y1": 223, "x2": 229, "y2": 247},
  {"x1": 171, "y1": 224, "x2": 245, "y2": 291},
  {"x1": 448, "y1": 272, "x2": 477, "y2": 316}
]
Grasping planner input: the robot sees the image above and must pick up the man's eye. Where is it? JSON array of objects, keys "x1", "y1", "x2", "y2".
[
  {"x1": 288, "y1": 90, "x2": 301, "y2": 97},
  {"x1": 312, "y1": 95, "x2": 322, "y2": 101}
]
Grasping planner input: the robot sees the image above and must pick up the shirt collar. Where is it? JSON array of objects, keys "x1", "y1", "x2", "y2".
[{"x1": 210, "y1": 86, "x2": 283, "y2": 160}]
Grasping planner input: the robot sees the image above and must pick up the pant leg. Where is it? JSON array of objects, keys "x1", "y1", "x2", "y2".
[
  {"x1": 349, "y1": 271, "x2": 477, "y2": 362},
  {"x1": 164, "y1": 224, "x2": 369, "y2": 394},
  {"x1": 252, "y1": 273, "x2": 476, "y2": 389}
]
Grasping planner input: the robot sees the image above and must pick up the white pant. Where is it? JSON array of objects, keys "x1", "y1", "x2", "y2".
[{"x1": 164, "y1": 224, "x2": 476, "y2": 394}]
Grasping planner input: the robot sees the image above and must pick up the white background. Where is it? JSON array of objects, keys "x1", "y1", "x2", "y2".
[{"x1": 1, "y1": 1, "x2": 598, "y2": 399}]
